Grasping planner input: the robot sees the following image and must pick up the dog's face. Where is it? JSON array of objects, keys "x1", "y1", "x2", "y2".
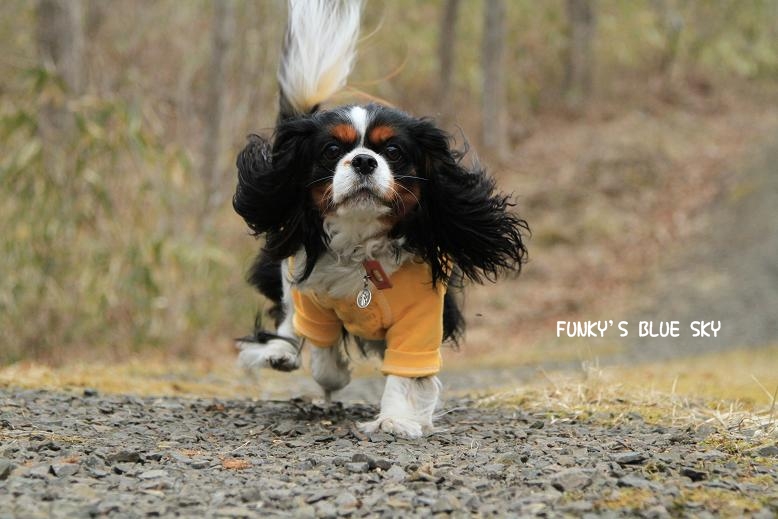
[
  {"x1": 234, "y1": 102, "x2": 528, "y2": 286},
  {"x1": 305, "y1": 105, "x2": 423, "y2": 226}
]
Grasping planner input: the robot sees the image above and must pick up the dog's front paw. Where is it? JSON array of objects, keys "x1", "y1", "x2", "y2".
[
  {"x1": 358, "y1": 417, "x2": 425, "y2": 439},
  {"x1": 237, "y1": 338, "x2": 301, "y2": 372}
]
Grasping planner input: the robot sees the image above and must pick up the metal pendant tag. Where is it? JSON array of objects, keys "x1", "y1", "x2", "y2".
[{"x1": 356, "y1": 287, "x2": 372, "y2": 308}]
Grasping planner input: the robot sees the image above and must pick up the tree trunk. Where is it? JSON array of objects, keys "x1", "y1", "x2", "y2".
[
  {"x1": 438, "y1": 0, "x2": 460, "y2": 124},
  {"x1": 481, "y1": 0, "x2": 507, "y2": 157},
  {"x1": 563, "y1": 0, "x2": 596, "y2": 111},
  {"x1": 36, "y1": 0, "x2": 85, "y2": 141},
  {"x1": 200, "y1": 0, "x2": 234, "y2": 226},
  {"x1": 37, "y1": 0, "x2": 84, "y2": 95},
  {"x1": 651, "y1": 0, "x2": 683, "y2": 80}
]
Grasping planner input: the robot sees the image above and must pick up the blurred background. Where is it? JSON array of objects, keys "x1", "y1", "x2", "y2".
[{"x1": 2, "y1": 0, "x2": 777, "y2": 398}]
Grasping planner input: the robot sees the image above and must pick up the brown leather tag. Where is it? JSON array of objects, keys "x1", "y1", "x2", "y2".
[{"x1": 363, "y1": 260, "x2": 393, "y2": 290}]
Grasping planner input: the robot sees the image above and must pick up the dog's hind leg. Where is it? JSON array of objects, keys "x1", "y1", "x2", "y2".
[{"x1": 237, "y1": 254, "x2": 302, "y2": 373}]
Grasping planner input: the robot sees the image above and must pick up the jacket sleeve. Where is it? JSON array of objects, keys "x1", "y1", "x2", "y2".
[
  {"x1": 382, "y1": 269, "x2": 445, "y2": 377},
  {"x1": 291, "y1": 289, "x2": 342, "y2": 347}
]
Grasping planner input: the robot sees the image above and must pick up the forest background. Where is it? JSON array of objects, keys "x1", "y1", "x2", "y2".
[{"x1": 2, "y1": 1, "x2": 778, "y2": 398}]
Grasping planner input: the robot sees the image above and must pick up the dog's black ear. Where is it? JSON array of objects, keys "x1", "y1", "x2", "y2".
[
  {"x1": 233, "y1": 117, "x2": 326, "y2": 279},
  {"x1": 404, "y1": 120, "x2": 529, "y2": 285},
  {"x1": 234, "y1": 134, "x2": 283, "y2": 235}
]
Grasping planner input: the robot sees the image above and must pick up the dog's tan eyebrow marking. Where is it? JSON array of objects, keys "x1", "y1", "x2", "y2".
[
  {"x1": 368, "y1": 125, "x2": 395, "y2": 144},
  {"x1": 331, "y1": 124, "x2": 358, "y2": 143}
]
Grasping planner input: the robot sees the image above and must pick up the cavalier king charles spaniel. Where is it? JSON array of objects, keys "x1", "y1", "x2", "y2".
[{"x1": 233, "y1": 0, "x2": 528, "y2": 438}]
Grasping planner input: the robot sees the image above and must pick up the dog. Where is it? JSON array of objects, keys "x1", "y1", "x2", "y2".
[{"x1": 233, "y1": 0, "x2": 528, "y2": 438}]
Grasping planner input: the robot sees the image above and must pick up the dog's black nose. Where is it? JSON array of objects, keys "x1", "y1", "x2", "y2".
[{"x1": 351, "y1": 154, "x2": 378, "y2": 176}]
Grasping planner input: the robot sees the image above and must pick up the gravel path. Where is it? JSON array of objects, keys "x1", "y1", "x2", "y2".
[{"x1": 2, "y1": 388, "x2": 777, "y2": 518}]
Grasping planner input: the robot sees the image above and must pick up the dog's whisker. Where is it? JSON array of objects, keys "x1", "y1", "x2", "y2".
[
  {"x1": 394, "y1": 182, "x2": 421, "y2": 208},
  {"x1": 393, "y1": 175, "x2": 428, "y2": 181},
  {"x1": 386, "y1": 185, "x2": 407, "y2": 214},
  {"x1": 306, "y1": 176, "x2": 335, "y2": 187}
]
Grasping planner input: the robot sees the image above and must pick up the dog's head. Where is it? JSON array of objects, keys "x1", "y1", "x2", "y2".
[
  {"x1": 293, "y1": 105, "x2": 424, "y2": 225},
  {"x1": 234, "y1": 103, "x2": 528, "y2": 284}
]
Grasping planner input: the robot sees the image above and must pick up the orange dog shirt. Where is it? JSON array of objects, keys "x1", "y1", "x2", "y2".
[{"x1": 291, "y1": 259, "x2": 446, "y2": 377}]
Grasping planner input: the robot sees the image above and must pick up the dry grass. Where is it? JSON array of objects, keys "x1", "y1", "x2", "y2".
[
  {"x1": 2, "y1": 344, "x2": 776, "y2": 443},
  {"x1": 0, "y1": 356, "x2": 260, "y2": 399},
  {"x1": 476, "y1": 346, "x2": 778, "y2": 443}
]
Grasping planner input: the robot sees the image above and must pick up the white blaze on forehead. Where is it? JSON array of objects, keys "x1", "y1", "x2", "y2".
[{"x1": 348, "y1": 105, "x2": 369, "y2": 145}]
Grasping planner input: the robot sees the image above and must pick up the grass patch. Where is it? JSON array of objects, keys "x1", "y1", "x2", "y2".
[
  {"x1": 476, "y1": 346, "x2": 778, "y2": 442},
  {"x1": 610, "y1": 345, "x2": 778, "y2": 405},
  {"x1": 596, "y1": 488, "x2": 656, "y2": 513},
  {"x1": 0, "y1": 357, "x2": 263, "y2": 399},
  {"x1": 673, "y1": 487, "x2": 764, "y2": 516}
]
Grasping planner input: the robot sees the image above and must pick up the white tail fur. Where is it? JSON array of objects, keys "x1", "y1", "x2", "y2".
[{"x1": 278, "y1": 0, "x2": 363, "y2": 116}]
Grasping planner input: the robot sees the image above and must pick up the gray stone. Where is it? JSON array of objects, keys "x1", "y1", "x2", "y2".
[
  {"x1": 612, "y1": 451, "x2": 647, "y2": 465},
  {"x1": 138, "y1": 469, "x2": 169, "y2": 479},
  {"x1": 754, "y1": 444, "x2": 778, "y2": 458},
  {"x1": 315, "y1": 500, "x2": 338, "y2": 519},
  {"x1": 214, "y1": 506, "x2": 253, "y2": 518},
  {"x1": 551, "y1": 469, "x2": 593, "y2": 491},
  {"x1": 50, "y1": 462, "x2": 80, "y2": 477},
  {"x1": 27, "y1": 464, "x2": 51, "y2": 479},
  {"x1": 644, "y1": 504, "x2": 671, "y2": 519},
  {"x1": 562, "y1": 501, "x2": 594, "y2": 513},
  {"x1": 432, "y1": 495, "x2": 461, "y2": 513},
  {"x1": 483, "y1": 463, "x2": 505, "y2": 475},
  {"x1": 345, "y1": 462, "x2": 370, "y2": 473},
  {"x1": 0, "y1": 459, "x2": 15, "y2": 480},
  {"x1": 112, "y1": 462, "x2": 138, "y2": 475},
  {"x1": 88, "y1": 467, "x2": 110, "y2": 478},
  {"x1": 374, "y1": 458, "x2": 392, "y2": 470},
  {"x1": 351, "y1": 452, "x2": 374, "y2": 466},
  {"x1": 240, "y1": 488, "x2": 262, "y2": 503},
  {"x1": 335, "y1": 491, "x2": 359, "y2": 509},
  {"x1": 698, "y1": 449, "x2": 727, "y2": 461},
  {"x1": 681, "y1": 466, "x2": 707, "y2": 481},
  {"x1": 107, "y1": 450, "x2": 142, "y2": 464},
  {"x1": 617, "y1": 475, "x2": 652, "y2": 489},
  {"x1": 304, "y1": 488, "x2": 339, "y2": 504},
  {"x1": 191, "y1": 458, "x2": 211, "y2": 469},
  {"x1": 384, "y1": 464, "x2": 408, "y2": 482},
  {"x1": 139, "y1": 478, "x2": 172, "y2": 490},
  {"x1": 94, "y1": 499, "x2": 122, "y2": 515}
]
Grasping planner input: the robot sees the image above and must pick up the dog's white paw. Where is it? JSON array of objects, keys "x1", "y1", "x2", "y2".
[
  {"x1": 358, "y1": 417, "x2": 425, "y2": 439},
  {"x1": 237, "y1": 338, "x2": 300, "y2": 372}
]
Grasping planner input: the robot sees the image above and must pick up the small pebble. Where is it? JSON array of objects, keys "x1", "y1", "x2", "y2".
[
  {"x1": 681, "y1": 467, "x2": 708, "y2": 482},
  {"x1": 1, "y1": 387, "x2": 776, "y2": 518},
  {"x1": 613, "y1": 451, "x2": 647, "y2": 465},
  {"x1": 138, "y1": 469, "x2": 168, "y2": 479},
  {"x1": 345, "y1": 462, "x2": 370, "y2": 473},
  {"x1": 384, "y1": 465, "x2": 408, "y2": 482},
  {"x1": 50, "y1": 462, "x2": 80, "y2": 477},
  {"x1": 0, "y1": 459, "x2": 15, "y2": 480}
]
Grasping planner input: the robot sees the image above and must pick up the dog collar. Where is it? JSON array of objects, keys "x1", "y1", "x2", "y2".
[
  {"x1": 356, "y1": 260, "x2": 393, "y2": 309},
  {"x1": 363, "y1": 260, "x2": 393, "y2": 290}
]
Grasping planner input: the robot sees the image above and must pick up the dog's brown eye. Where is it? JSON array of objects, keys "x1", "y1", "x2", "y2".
[
  {"x1": 384, "y1": 144, "x2": 402, "y2": 161},
  {"x1": 322, "y1": 143, "x2": 342, "y2": 160}
]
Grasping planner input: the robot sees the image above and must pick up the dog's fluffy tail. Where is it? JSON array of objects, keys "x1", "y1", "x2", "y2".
[{"x1": 278, "y1": 0, "x2": 363, "y2": 121}]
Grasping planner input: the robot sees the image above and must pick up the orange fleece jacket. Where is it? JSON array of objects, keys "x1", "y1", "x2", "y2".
[{"x1": 291, "y1": 259, "x2": 445, "y2": 377}]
